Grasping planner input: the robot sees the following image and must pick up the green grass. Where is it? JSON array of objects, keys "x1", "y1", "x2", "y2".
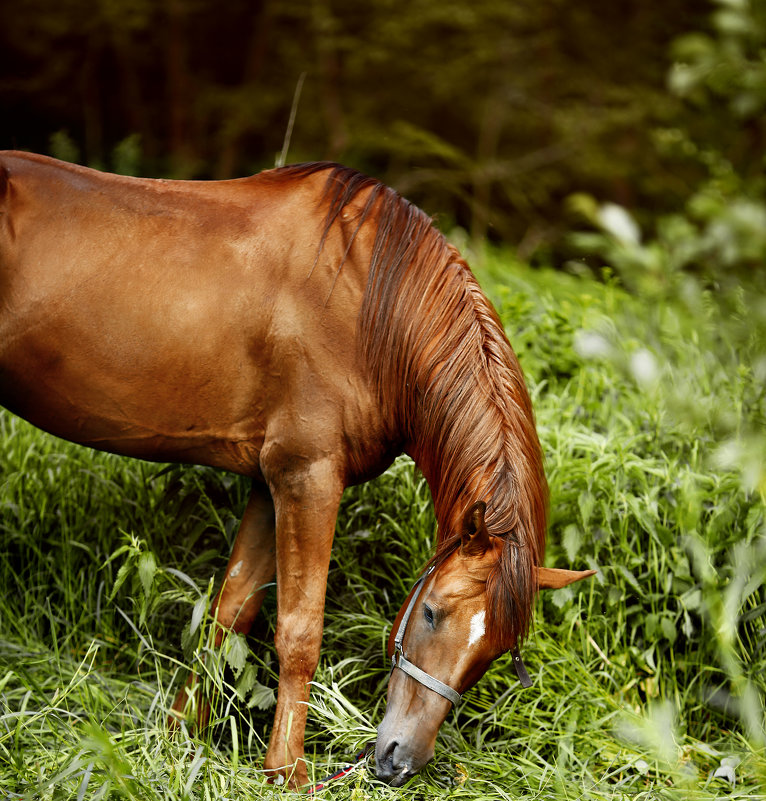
[{"x1": 0, "y1": 253, "x2": 764, "y2": 799}]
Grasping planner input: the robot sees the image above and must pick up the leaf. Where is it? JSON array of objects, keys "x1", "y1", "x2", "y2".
[
  {"x1": 617, "y1": 565, "x2": 642, "y2": 594},
  {"x1": 713, "y1": 756, "x2": 740, "y2": 786},
  {"x1": 224, "y1": 633, "x2": 249, "y2": 678},
  {"x1": 551, "y1": 586, "x2": 574, "y2": 609},
  {"x1": 190, "y1": 596, "x2": 208, "y2": 636},
  {"x1": 235, "y1": 663, "x2": 258, "y2": 700},
  {"x1": 247, "y1": 681, "x2": 276, "y2": 710},
  {"x1": 109, "y1": 562, "x2": 132, "y2": 601},
  {"x1": 681, "y1": 588, "x2": 701, "y2": 611},
  {"x1": 563, "y1": 525, "x2": 582, "y2": 562},
  {"x1": 660, "y1": 615, "x2": 678, "y2": 645},
  {"x1": 181, "y1": 622, "x2": 196, "y2": 658},
  {"x1": 138, "y1": 552, "x2": 157, "y2": 599},
  {"x1": 577, "y1": 491, "x2": 596, "y2": 528}
]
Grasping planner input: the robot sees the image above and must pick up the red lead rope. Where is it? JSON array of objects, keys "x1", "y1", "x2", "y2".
[{"x1": 306, "y1": 742, "x2": 375, "y2": 794}]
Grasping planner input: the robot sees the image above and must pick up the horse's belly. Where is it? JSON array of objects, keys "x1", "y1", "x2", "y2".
[{"x1": 0, "y1": 311, "x2": 269, "y2": 474}]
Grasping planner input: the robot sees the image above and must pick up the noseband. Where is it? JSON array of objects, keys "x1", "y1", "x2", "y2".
[{"x1": 390, "y1": 566, "x2": 533, "y2": 707}]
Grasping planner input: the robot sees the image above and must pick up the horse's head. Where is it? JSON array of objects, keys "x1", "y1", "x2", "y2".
[{"x1": 375, "y1": 502, "x2": 594, "y2": 785}]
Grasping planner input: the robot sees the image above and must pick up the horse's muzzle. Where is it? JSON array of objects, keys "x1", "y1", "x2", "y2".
[
  {"x1": 374, "y1": 733, "x2": 433, "y2": 786},
  {"x1": 375, "y1": 739, "x2": 411, "y2": 786}
]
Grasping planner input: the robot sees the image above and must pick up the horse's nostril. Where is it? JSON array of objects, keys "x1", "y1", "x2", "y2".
[
  {"x1": 375, "y1": 739, "x2": 401, "y2": 780},
  {"x1": 376, "y1": 739, "x2": 413, "y2": 786},
  {"x1": 377, "y1": 739, "x2": 396, "y2": 768}
]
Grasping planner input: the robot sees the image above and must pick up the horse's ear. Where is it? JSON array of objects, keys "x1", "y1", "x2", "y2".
[
  {"x1": 536, "y1": 566, "x2": 597, "y2": 589},
  {"x1": 461, "y1": 501, "x2": 491, "y2": 557}
]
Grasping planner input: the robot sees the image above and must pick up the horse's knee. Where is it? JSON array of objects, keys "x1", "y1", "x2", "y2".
[{"x1": 274, "y1": 614, "x2": 322, "y2": 678}]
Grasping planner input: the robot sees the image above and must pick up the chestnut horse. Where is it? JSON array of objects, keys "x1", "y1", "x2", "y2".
[{"x1": 0, "y1": 151, "x2": 594, "y2": 787}]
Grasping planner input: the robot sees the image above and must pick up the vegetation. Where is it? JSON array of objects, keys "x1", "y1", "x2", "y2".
[
  {"x1": 0, "y1": 249, "x2": 763, "y2": 798},
  {"x1": 1, "y1": 1, "x2": 765, "y2": 797}
]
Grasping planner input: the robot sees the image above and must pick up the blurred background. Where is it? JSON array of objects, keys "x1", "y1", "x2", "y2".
[
  {"x1": 1, "y1": 0, "x2": 764, "y2": 641},
  {"x1": 2, "y1": 0, "x2": 762, "y2": 264},
  {"x1": 1, "y1": 2, "x2": 765, "y2": 795}
]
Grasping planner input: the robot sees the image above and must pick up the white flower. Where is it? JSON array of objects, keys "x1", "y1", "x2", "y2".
[
  {"x1": 598, "y1": 203, "x2": 641, "y2": 246},
  {"x1": 574, "y1": 330, "x2": 612, "y2": 359},
  {"x1": 630, "y1": 349, "x2": 658, "y2": 387}
]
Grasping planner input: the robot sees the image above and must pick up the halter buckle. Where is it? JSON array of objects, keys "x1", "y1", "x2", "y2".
[{"x1": 390, "y1": 643, "x2": 402, "y2": 672}]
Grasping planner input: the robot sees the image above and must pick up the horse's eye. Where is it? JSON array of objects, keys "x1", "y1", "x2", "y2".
[{"x1": 423, "y1": 605, "x2": 435, "y2": 628}]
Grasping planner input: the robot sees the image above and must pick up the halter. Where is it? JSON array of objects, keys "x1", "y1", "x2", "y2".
[
  {"x1": 390, "y1": 566, "x2": 533, "y2": 707},
  {"x1": 391, "y1": 566, "x2": 462, "y2": 705}
]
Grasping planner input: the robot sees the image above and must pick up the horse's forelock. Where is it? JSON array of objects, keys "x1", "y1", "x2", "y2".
[{"x1": 429, "y1": 531, "x2": 536, "y2": 651}]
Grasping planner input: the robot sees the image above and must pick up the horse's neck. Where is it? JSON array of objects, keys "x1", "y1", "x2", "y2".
[{"x1": 401, "y1": 384, "x2": 478, "y2": 540}]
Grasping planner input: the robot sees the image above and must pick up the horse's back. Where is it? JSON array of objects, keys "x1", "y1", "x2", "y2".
[{"x1": 0, "y1": 153, "x2": 384, "y2": 479}]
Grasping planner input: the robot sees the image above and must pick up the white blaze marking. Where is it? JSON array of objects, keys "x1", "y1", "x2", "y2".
[
  {"x1": 468, "y1": 610, "x2": 486, "y2": 647},
  {"x1": 229, "y1": 559, "x2": 244, "y2": 578}
]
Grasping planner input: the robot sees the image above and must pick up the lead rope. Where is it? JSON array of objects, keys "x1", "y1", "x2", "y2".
[{"x1": 306, "y1": 742, "x2": 376, "y2": 794}]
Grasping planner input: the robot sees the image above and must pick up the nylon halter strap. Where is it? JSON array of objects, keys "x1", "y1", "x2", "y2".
[
  {"x1": 391, "y1": 566, "x2": 533, "y2": 707},
  {"x1": 391, "y1": 566, "x2": 461, "y2": 706}
]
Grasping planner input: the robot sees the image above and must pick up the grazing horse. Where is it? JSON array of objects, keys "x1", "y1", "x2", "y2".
[{"x1": 0, "y1": 151, "x2": 594, "y2": 787}]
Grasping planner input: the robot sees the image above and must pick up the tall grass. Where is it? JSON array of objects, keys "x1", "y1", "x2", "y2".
[{"x1": 0, "y1": 254, "x2": 763, "y2": 799}]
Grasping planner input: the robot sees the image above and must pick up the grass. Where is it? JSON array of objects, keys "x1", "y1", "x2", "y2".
[{"x1": 0, "y1": 251, "x2": 764, "y2": 799}]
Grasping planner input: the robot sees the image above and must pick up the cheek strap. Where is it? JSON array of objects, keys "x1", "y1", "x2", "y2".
[
  {"x1": 391, "y1": 651, "x2": 462, "y2": 706},
  {"x1": 391, "y1": 566, "x2": 462, "y2": 707}
]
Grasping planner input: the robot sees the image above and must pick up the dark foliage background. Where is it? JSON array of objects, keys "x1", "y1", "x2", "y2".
[{"x1": 0, "y1": 0, "x2": 714, "y2": 255}]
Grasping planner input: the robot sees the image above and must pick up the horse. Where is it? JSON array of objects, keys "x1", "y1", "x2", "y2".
[{"x1": 0, "y1": 151, "x2": 595, "y2": 788}]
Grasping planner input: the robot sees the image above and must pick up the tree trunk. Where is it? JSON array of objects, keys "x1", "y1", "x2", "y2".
[{"x1": 312, "y1": 0, "x2": 347, "y2": 161}]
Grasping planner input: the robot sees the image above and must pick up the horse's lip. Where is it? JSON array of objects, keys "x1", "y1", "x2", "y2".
[
  {"x1": 373, "y1": 744, "x2": 412, "y2": 786},
  {"x1": 388, "y1": 767, "x2": 411, "y2": 787}
]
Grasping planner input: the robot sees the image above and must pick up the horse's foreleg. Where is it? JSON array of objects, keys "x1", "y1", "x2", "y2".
[
  {"x1": 170, "y1": 482, "x2": 276, "y2": 727},
  {"x1": 210, "y1": 483, "x2": 276, "y2": 638},
  {"x1": 262, "y1": 456, "x2": 343, "y2": 788}
]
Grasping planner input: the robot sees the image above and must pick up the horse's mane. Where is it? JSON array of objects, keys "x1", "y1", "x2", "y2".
[{"x1": 270, "y1": 162, "x2": 548, "y2": 650}]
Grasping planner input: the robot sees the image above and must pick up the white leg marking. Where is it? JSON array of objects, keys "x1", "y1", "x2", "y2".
[
  {"x1": 468, "y1": 610, "x2": 486, "y2": 647},
  {"x1": 229, "y1": 559, "x2": 244, "y2": 578}
]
